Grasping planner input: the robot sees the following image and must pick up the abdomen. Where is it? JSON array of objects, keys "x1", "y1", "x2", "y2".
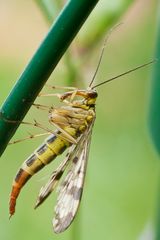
[{"x1": 9, "y1": 131, "x2": 70, "y2": 216}]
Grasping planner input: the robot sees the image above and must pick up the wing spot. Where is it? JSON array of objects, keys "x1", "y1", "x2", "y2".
[
  {"x1": 67, "y1": 186, "x2": 83, "y2": 200},
  {"x1": 73, "y1": 156, "x2": 78, "y2": 164},
  {"x1": 55, "y1": 170, "x2": 63, "y2": 180},
  {"x1": 54, "y1": 212, "x2": 73, "y2": 233}
]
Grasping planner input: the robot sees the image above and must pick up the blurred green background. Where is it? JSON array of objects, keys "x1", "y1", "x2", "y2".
[{"x1": 0, "y1": 1, "x2": 159, "y2": 240}]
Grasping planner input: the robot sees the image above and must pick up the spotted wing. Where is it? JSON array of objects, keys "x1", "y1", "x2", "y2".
[
  {"x1": 53, "y1": 122, "x2": 94, "y2": 233},
  {"x1": 35, "y1": 140, "x2": 82, "y2": 208}
]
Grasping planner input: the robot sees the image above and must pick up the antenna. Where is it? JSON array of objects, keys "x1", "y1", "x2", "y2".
[
  {"x1": 91, "y1": 60, "x2": 156, "y2": 89},
  {"x1": 89, "y1": 23, "x2": 123, "y2": 88}
]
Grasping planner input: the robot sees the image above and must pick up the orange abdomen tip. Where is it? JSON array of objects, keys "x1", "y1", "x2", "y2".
[
  {"x1": 9, "y1": 169, "x2": 31, "y2": 217},
  {"x1": 9, "y1": 188, "x2": 18, "y2": 217}
]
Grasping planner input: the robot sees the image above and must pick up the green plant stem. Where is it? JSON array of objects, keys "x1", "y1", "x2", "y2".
[
  {"x1": 148, "y1": 1, "x2": 160, "y2": 240},
  {"x1": 149, "y1": 4, "x2": 160, "y2": 153},
  {"x1": 0, "y1": 0, "x2": 99, "y2": 156}
]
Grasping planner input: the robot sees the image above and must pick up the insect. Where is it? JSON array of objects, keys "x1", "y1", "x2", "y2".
[{"x1": 8, "y1": 36, "x2": 155, "y2": 233}]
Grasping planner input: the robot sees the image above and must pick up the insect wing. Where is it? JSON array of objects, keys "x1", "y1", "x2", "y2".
[
  {"x1": 53, "y1": 123, "x2": 94, "y2": 233},
  {"x1": 35, "y1": 141, "x2": 81, "y2": 208}
]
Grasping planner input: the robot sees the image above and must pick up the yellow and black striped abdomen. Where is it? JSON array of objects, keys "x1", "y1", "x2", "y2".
[
  {"x1": 9, "y1": 131, "x2": 71, "y2": 216},
  {"x1": 24, "y1": 133, "x2": 70, "y2": 175}
]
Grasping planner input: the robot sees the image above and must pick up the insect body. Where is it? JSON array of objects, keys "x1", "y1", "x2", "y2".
[
  {"x1": 8, "y1": 26, "x2": 154, "y2": 232},
  {"x1": 9, "y1": 89, "x2": 97, "y2": 233}
]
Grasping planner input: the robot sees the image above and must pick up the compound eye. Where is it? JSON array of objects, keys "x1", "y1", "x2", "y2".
[{"x1": 89, "y1": 91, "x2": 98, "y2": 98}]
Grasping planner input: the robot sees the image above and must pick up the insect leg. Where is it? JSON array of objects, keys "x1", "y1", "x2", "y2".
[
  {"x1": 21, "y1": 120, "x2": 74, "y2": 143},
  {"x1": 3, "y1": 116, "x2": 73, "y2": 145},
  {"x1": 38, "y1": 92, "x2": 62, "y2": 98},
  {"x1": 45, "y1": 84, "x2": 77, "y2": 91},
  {"x1": 0, "y1": 112, "x2": 68, "y2": 144},
  {"x1": 69, "y1": 89, "x2": 78, "y2": 102},
  {"x1": 45, "y1": 85, "x2": 79, "y2": 103},
  {"x1": 38, "y1": 92, "x2": 74, "y2": 106},
  {"x1": 32, "y1": 103, "x2": 52, "y2": 111},
  {"x1": 9, "y1": 132, "x2": 50, "y2": 145}
]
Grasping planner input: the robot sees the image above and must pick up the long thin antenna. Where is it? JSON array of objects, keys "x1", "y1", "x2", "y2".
[
  {"x1": 89, "y1": 23, "x2": 123, "y2": 88},
  {"x1": 92, "y1": 60, "x2": 156, "y2": 89}
]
